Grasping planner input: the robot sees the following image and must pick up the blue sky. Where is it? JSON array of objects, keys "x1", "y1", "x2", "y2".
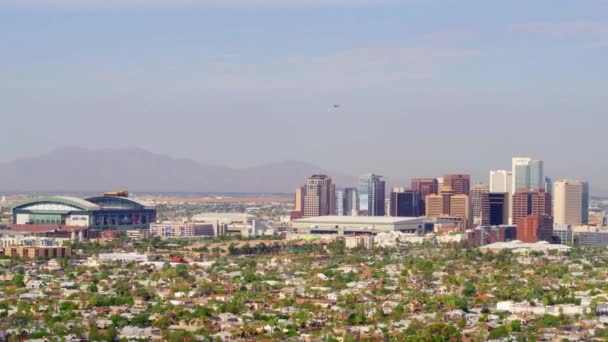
[{"x1": 1, "y1": 0, "x2": 607, "y2": 191}]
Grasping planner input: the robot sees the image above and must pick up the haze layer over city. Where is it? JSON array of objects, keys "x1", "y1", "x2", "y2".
[{"x1": 1, "y1": 0, "x2": 607, "y2": 193}]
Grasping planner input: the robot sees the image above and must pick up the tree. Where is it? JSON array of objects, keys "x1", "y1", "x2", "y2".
[
  {"x1": 489, "y1": 326, "x2": 509, "y2": 340},
  {"x1": 12, "y1": 274, "x2": 25, "y2": 288}
]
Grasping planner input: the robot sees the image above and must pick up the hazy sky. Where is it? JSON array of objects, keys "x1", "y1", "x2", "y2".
[{"x1": 1, "y1": 0, "x2": 607, "y2": 191}]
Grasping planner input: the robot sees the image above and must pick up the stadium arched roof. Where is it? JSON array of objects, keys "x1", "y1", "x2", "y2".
[
  {"x1": 12, "y1": 196, "x2": 100, "y2": 212},
  {"x1": 86, "y1": 196, "x2": 154, "y2": 210}
]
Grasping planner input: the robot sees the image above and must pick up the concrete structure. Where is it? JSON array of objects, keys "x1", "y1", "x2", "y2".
[
  {"x1": 512, "y1": 157, "x2": 544, "y2": 193},
  {"x1": 426, "y1": 190, "x2": 471, "y2": 229},
  {"x1": 490, "y1": 170, "x2": 514, "y2": 224},
  {"x1": 358, "y1": 173, "x2": 385, "y2": 216},
  {"x1": 490, "y1": 170, "x2": 513, "y2": 193},
  {"x1": 554, "y1": 179, "x2": 584, "y2": 225},
  {"x1": 512, "y1": 189, "x2": 552, "y2": 226},
  {"x1": 425, "y1": 194, "x2": 446, "y2": 218},
  {"x1": 2, "y1": 246, "x2": 71, "y2": 259},
  {"x1": 577, "y1": 231, "x2": 608, "y2": 247},
  {"x1": 97, "y1": 252, "x2": 148, "y2": 262},
  {"x1": 449, "y1": 194, "x2": 471, "y2": 229},
  {"x1": 479, "y1": 240, "x2": 571, "y2": 255},
  {"x1": 553, "y1": 224, "x2": 574, "y2": 245},
  {"x1": 480, "y1": 192, "x2": 509, "y2": 226},
  {"x1": 344, "y1": 235, "x2": 374, "y2": 250},
  {"x1": 192, "y1": 212, "x2": 267, "y2": 238},
  {"x1": 516, "y1": 215, "x2": 553, "y2": 243},
  {"x1": 497, "y1": 301, "x2": 584, "y2": 316},
  {"x1": 12, "y1": 192, "x2": 156, "y2": 231},
  {"x1": 467, "y1": 225, "x2": 516, "y2": 245},
  {"x1": 470, "y1": 183, "x2": 489, "y2": 220},
  {"x1": 304, "y1": 175, "x2": 335, "y2": 217},
  {"x1": 291, "y1": 216, "x2": 434, "y2": 236},
  {"x1": 389, "y1": 188, "x2": 420, "y2": 217},
  {"x1": 411, "y1": 178, "x2": 439, "y2": 215},
  {"x1": 291, "y1": 187, "x2": 306, "y2": 220},
  {"x1": 335, "y1": 187, "x2": 359, "y2": 216},
  {"x1": 0, "y1": 235, "x2": 69, "y2": 248},
  {"x1": 150, "y1": 222, "x2": 215, "y2": 238},
  {"x1": 443, "y1": 174, "x2": 471, "y2": 195}
]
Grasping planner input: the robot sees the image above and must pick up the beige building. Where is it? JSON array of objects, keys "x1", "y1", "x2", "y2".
[
  {"x1": 304, "y1": 175, "x2": 335, "y2": 217},
  {"x1": 425, "y1": 194, "x2": 445, "y2": 217},
  {"x1": 450, "y1": 194, "x2": 471, "y2": 229},
  {"x1": 426, "y1": 191, "x2": 470, "y2": 229},
  {"x1": 553, "y1": 179, "x2": 583, "y2": 225}
]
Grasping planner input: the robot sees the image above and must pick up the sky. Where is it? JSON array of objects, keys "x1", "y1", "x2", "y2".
[{"x1": 1, "y1": 0, "x2": 607, "y2": 192}]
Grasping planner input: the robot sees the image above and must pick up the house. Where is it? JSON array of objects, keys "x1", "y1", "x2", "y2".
[{"x1": 26, "y1": 280, "x2": 46, "y2": 290}]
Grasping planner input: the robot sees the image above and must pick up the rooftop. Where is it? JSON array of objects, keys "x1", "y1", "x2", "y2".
[{"x1": 293, "y1": 216, "x2": 424, "y2": 225}]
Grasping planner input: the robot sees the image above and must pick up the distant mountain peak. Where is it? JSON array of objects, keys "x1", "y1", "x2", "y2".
[{"x1": 0, "y1": 147, "x2": 356, "y2": 192}]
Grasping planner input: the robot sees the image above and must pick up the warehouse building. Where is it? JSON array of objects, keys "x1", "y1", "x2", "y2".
[{"x1": 291, "y1": 216, "x2": 435, "y2": 236}]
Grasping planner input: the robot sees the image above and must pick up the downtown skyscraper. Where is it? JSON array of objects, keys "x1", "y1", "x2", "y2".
[
  {"x1": 512, "y1": 157, "x2": 544, "y2": 192},
  {"x1": 358, "y1": 173, "x2": 385, "y2": 216},
  {"x1": 303, "y1": 175, "x2": 335, "y2": 217},
  {"x1": 553, "y1": 179, "x2": 584, "y2": 225},
  {"x1": 336, "y1": 187, "x2": 359, "y2": 216}
]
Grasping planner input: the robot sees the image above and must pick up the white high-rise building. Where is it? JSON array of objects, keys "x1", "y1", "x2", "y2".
[
  {"x1": 489, "y1": 170, "x2": 512, "y2": 193},
  {"x1": 553, "y1": 179, "x2": 583, "y2": 226},
  {"x1": 512, "y1": 157, "x2": 544, "y2": 193}
]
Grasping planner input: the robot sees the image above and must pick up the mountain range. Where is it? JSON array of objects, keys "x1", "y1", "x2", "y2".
[{"x1": 0, "y1": 147, "x2": 357, "y2": 193}]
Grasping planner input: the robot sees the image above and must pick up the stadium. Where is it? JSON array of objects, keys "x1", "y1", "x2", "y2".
[{"x1": 11, "y1": 191, "x2": 156, "y2": 231}]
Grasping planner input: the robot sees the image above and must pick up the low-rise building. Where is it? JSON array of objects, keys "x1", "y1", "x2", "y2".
[
  {"x1": 192, "y1": 213, "x2": 267, "y2": 237},
  {"x1": 2, "y1": 246, "x2": 71, "y2": 259},
  {"x1": 292, "y1": 216, "x2": 434, "y2": 235},
  {"x1": 344, "y1": 235, "x2": 374, "y2": 250},
  {"x1": 150, "y1": 222, "x2": 215, "y2": 238}
]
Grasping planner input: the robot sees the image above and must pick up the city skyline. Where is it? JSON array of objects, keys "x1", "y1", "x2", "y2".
[{"x1": 1, "y1": 0, "x2": 607, "y2": 193}]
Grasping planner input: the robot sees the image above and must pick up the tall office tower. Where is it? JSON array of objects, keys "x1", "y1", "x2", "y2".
[
  {"x1": 335, "y1": 187, "x2": 359, "y2": 216},
  {"x1": 512, "y1": 157, "x2": 544, "y2": 192},
  {"x1": 554, "y1": 179, "x2": 584, "y2": 225},
  {"x1": 389, "y1": 188, "x2": 420, "y2": 217},
  {"x1": 437, "y1": 177, "x2": 445, "y2": 193},
  {"x1": 480, "y1": 192, "x2": 509, "y2": 226},
  {"x1": 490, "y1": 170, "x2": 513, "y2": 193},
  {"x1": 303, "y1": 175, "x2": 334, "y2": 217},
  {"x1": 425, "y1": 194, "x2": 445, "y2": 217},
  {"x1": 291, "y1": 187, "x2": 306, "y2": 219},
  {"x1": 517, "y1": 215, "x2": 554, "y2": 243},
  {"x1": 358, "y1": 173, "x2": 385, "y2": 216},
  {"x1": 512, "y1": 189, "x2": 552, "y2": 226},
  {"x1": 411, "y1": 178, "x2": 439, "y2": 214},
  {"x1": 450, "y1": 194, "x2": 472, "y2": 228},
  {"x1": 444, "y1": 174, "x2": 471, "y2": 195},
  {"x1": 544, "y1": 177, "x2": 553, "y2": 195},
  {"x1": 582, "y1": 181, "x2": 589, "y2": 225},
  {"x1": 471, "y1": 183, "x2": 490, "y2": 219}
]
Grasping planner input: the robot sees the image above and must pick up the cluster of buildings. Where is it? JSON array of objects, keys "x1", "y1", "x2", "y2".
[{"x1": 291, "y1": 157, "x2": 604, "y2": 247}]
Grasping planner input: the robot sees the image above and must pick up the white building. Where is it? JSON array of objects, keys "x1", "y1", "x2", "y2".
[
  {"x1": 344, "y1": 235, "x2": 374, "y2": 250},
  {"x1": 150, "y1": 222, "x2": 215, "y2": 238},
  {"x1": 97, "y1": 252, "x2": 148, "y2": 263},
  {"x1": 292, "y1": 216, "x2": 431, "y2": 235},
  {"x1": 490, "y1": 170, "x2": 513, "y2": 193},
  {"x1": 479, "y1": 240, "x2": 571, "y2": 255},
  {"x1": 191, "y1": 213, "x2": 267, "y2": 238}
]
